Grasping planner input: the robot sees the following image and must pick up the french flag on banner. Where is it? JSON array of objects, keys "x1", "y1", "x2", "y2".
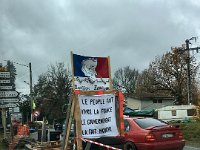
[{"x1": 73, "y1": 53, "x2": 110, "y2": 78}]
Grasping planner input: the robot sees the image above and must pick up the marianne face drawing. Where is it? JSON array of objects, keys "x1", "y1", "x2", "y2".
[{"x1": 81, "y1": 58, "x2": 97, "y2": 78}]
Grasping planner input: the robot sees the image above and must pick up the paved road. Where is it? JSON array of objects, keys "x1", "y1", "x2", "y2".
[{"x1": 184, "y1": 146, "x2": 200, "y2": 150}]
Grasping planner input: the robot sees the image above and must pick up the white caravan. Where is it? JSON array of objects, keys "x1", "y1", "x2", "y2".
[{"x1": 154, "y1": 105, "x2": 199, "y2": 122}]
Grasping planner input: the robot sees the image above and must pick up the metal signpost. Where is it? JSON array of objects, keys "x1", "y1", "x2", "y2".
[{"x1": 0, "y1": 68, "x2": 19, "y2": 139}]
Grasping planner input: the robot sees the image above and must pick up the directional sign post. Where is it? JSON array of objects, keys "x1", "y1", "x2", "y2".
[
  {"x1": 0, "y1": 103, "x2": 17, "y2": 108},
  {"x1": 0, "y1": 91, "x2": 19, "y2": 98},
  {"x1": 0, "y1": 80, "x2": 10, "y2": 84},
  {"x1": 0, "y1": 98, "x2": 19, "y2": 103},
  {"x1": 33, "y1": 110, "x2": 40, "y2": 117},
  {"x1": 0, "y1": 86, "x2": 13, "y2": 90},
  {"x1": 0, "y1": 72, "x2": 10, "y2": 78}
]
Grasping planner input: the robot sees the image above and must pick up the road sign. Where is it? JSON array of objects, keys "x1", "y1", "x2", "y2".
[
  {"x1": 0, "y1": 91, "x2": 19, "y2": 98},
  {"x1": 0, "y1": 86, "x2": 12, "y2": 90},
  {"x1": 0, "y1": 80, "x2": 10, "y2": 83},
  {"x1": 0, "y1": 103, "x2": 17, "y2": 108},
  {"x1": 0, "y1": 72, "x2": 10, "y2": 78},
  {"x1": 33, "y1": 110, "x2": 40, "y2": 117},
  {"x1": 9, "y1": 107, "x2": 20, "y2": 113},
  {"x1": 0, "y1": 98, "x2": 19, "y2": 103}
]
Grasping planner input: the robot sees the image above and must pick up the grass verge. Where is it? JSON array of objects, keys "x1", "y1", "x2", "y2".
[{"x1": 179, "y1": 120, "x2": 200, "y2": 148}]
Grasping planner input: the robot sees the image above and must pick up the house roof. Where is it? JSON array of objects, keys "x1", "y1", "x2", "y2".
[{"x1": 156, "y1": 105, "x2": 197, "y2": 111}]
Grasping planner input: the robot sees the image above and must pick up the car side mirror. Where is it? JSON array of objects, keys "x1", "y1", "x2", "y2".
[{"x1": 125, "y1": 126, "x2": 130, "y2": 132}]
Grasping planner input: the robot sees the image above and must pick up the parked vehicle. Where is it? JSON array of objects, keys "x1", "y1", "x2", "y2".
[
  {"x1": 154, "y1": 105, "x2": 199, "y2": 122},
  {"x1": 124, "y1": 107, "x2": 137, "y2": 115},
  {"x1": 123, "y1": 117, "x2": 185, "y2": 150},
  {"x1": 124, "y1": 107, "x2": 155, "y2": 117}
]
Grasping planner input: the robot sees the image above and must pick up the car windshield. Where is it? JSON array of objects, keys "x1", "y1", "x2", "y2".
[{"x1": 134, "y1": 118, "x2": 167, "y2": 129}]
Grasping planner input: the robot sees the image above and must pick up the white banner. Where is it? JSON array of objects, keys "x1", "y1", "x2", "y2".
[
  {"x1": 75, "y1": 77, "x2": 110, "y2": 91},
  {"x1": 78, "y1": 94, "x2": 118, "y2": 138}
]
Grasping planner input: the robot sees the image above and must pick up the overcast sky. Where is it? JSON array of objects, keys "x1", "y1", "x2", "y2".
[{"x1": 1, "y1": 0, "x2": 200, "y2": 94}]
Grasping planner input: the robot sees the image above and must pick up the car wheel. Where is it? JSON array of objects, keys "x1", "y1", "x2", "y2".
[{"x1": 124, "y1": 142, "x2": 136, "y2": 150}]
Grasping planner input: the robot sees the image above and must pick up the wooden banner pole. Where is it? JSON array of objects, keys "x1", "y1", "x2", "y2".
[
  {"x1": 74, "y1": 93, "x2": 83, "y2": 150},
  {"x1": 118, "y1": 91, "x2": 125, "y2": 136},
  {"x1": 108, "y1": 56, "x2": 113, "y2": 90},
  {"x1": 71, "y1": 51, "x2": 75, "y2": 91},
  {"x1": 63, "y1": 94, "x2": 76, "y2": 150}
]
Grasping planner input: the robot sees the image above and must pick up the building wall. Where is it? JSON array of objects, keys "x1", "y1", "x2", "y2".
[
  {"x1": 126, "y1": 97, "x2": 174, "y2": 110},
  {"x1": 126, "y1": 98, "x2": 141, "y2": 109},
  {"x1": 141, "y1": 99, "x2": 174, "y2": 110}
]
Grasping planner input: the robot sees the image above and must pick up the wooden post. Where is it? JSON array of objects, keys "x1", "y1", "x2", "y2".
[
  {"x1": 74, "y1": 93, "x2": 83, "y2": 150},
  {"x1": 71, "y1": 51, "x2": 75, "y2": 91},
  {"x1": 108, "y1": 56, "x2": 113, "y2": 90},
  {"x1": 63, "y1": 94, "x2": 76, "y2": 150},
  {"x1": 118, "y1": 91, "x2": 124, "y2": 136}
]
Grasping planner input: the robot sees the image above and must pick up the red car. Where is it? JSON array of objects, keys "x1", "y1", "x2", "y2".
[{"x1": 123, "y1": 117, "x2": 185, "y2": 150}]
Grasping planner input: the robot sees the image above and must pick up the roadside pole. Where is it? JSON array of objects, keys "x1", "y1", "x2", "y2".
[
  {"x1": 175, "y1": 37, "x2": 200, "y2": 105},
  {"x1": 29, "y1": 63, "x2": 33, "y2": 122},
  {"x1": 2, "y1": 108, "x2": 7, "y2": 139},
  {"x1": 185, "y1": 39, "x2": 192, "y2": 105},
  {"x1": 185, "y1": 38, "x2": 200, "y2": 105}
]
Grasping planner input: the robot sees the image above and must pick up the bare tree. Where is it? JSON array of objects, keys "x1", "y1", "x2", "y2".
[
  {"x1": 113, "y1": 66, "x2": 139, "y2": 97},
  {"x1": 136, "y1": 49, "x2": 199, "y2": 104},
  {"x1": 33, "y1": 62, "x2": 71, "y2": 123}
]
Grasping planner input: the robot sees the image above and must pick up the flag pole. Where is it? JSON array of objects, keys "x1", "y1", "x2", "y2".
[
  {"x1": 71, "y1": 51, "x2": 75, "y2": 91},
  {"x1": 108, "y1": 56, "x2": 113, "y2": 90}
]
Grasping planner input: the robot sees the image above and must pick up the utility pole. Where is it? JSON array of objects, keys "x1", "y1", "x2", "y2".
[
  {"x1": 29, "y1": 62, "x2": 33, "y2": 122},
  {"x1": 185, "y1": 37, "x2": 200, "y2": 105},
  {"x1": 185, "y1": 39, "x2": 192, "y2": 105}
]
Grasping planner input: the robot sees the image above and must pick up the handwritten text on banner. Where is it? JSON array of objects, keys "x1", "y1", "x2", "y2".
[{"x1": 78, "y1": 94, "x2": 118, "y2": 138}]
